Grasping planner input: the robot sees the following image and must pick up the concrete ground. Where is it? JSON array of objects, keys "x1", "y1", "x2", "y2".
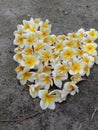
[{"x1": 0, "y1": 0, "x2": 98, "y2": 130}]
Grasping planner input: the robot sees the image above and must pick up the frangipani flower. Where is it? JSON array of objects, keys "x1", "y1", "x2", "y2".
[
  {"x1": 23, "y1": 47, "x2": 33, "y2": 55},
  {"x1": 24, "y1": 34, "x2": 36, "y2": 47},
  {"x1": 52, "y1": 71, "x2": 68, "y2": 88},
  {"x1": 64, "y1": 40, "x2": 75, "y2": 48},
  {"x1": 61, "y1": 47, "x2": 75, "y2": 60},
  {"x1": 23, "y1": 20, "x2": 31, "y2": 30},
  {"x1": 15, "y1": 65, "x2": 25, "y2": 73},
  {"x1": 87, "y1": 29, "x2": 98, "y2": 40},
  {"x1": 22, "y1": 55, "x2": 39, "y2": 69},
  {"x1": 29, "y1": 84, "x2": 43, "y2": 98},
  {"x1": 14, "y1": 25, "x2": 24, "y2": 36},
  {"x1": 71, "y1": 73, "x2": 85, "y2": 83},
  {"x1": 41, "y1": 50, "x2": 52, "y2": 64},
  {"x1": 83, "y1": 43, "x2": 97, "y2": 55},
  {"x1": 17, "y1": 68, "x2": 33, "y2": 85},
  {"x1": 77, "y1": 28, "x2": 85, "y2": 39},
  {"x1": 82, "y1": 53, "x2": 94, "y2": 67},
  {"x1": 83, "y1": 64, "x2": 90, "y2": 76},
  {"x1": 55, "y1": 42, "x2": 63, "y2": 52},
  {"x1": 13, "y1": 53, "x2": 23, "y2": 63},
  {"x1": 14, "y1": 35, "x2": 25, "y2": 48},
  {"x1": 63, "y1": 82, "x2": 79, "y2": 95},
  {"x1": 39, "y1": 90, "x2": 56, "y2": 110},
  {"x1": 38, "y1": 73, "x2": 53, "y2": 89},
  {"x1": 57, "y1": 35, "x2": 66, "y2": 42},
  {"x1": 69, "y1": 58, "x2": 84, "y2": 75}
]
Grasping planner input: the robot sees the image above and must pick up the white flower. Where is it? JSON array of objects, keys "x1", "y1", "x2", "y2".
[
  {"x1": 61, "y1": 47, "x2": 75, "y2": 61},
  {"x1": 69, "y1": 58, "x2": 84, "y2": 75},
  {"x1": 17, "y1": 68, "x2": 33, "y2": 85},
  {"x1": 21, "y1": 54, "x2": 39, "y2": 69},
  {"x1": 86, "y1": 29, "x2": 98, "y2": 40},
  {"x1": 24, "y1": 34, "x2": 36, "y2": 47},
  {"x1": 63, "y1": 82, "x2": 79, "y2": 95},
  {"x1": 76, "y1": 28, "x2": 86, "y2": 39},
  {"x1": 14, "y1": 35, "x2": 25, "y2": 48},
  {"x1": 52, "y1": 70, "x2": 68, "y2": 88},
  {"x1": 83, "y1": 43, "x2": 97, "y2": 56},
  {"x1": 13, "y1": 53, "x2": 23, "y2": 64},
  {"x1": 29, "y1": 84, "x2": 42, "y2": 98},
  {"x1": 82, "y1": 53, "x2": 94, "y2": 67},
  {"x1": 39, "y1": 90, "x2": 56, "y2": 110},
  {"x1": 38, "y1": 73, "x2": 53, "y2": 90}
]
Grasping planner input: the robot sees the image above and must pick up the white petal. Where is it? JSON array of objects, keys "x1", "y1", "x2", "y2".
[
  {"x1": 48, "y1": 102, "x2": 55, "y2": 110},
  {"x1": 54, "y1": 79, "x2": 62, "y2": 88},
  {"x1": 70, "y1": 91, "x2": 76, "y2": 95},
  {"x1": 38, "y1": 90, "x2": 48, "y2": 98},
  {"x1": 20, "y1": 79, "x2": 26, "y2": 85},
  {"x1": 40, "y1": 100, "x2": 48, "y2": 110}
]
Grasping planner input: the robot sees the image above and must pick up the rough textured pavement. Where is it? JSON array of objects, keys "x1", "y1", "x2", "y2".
[{"x1": 0, "y1": 0, "x2": 98, "y2": 130}]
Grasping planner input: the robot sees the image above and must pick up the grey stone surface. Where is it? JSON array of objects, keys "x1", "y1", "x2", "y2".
[{"x1": 0, "y1": 0, "x2": 98, "y2": 130}]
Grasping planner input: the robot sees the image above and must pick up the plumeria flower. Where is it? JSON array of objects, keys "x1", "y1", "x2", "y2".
[
  {"x1": 40, "y1": 65, "x2": 52, "y2": 74},
  {"x1": 82, "y1": 37, "x2": 93, "y2": 44},
  {"x1": 41, "y1": 29, "x2": 51, "y2": 37},
  {"x1": 29, "y1": 83, "x2": 43, "y2": 98},
  {"x1": 23, "y1": 20, "x2": 31, "y2": 30},
  {"x1": 69, "y1": 58, "x2": 84, "y2": 75},
  {"x1": 41, "y1": 50, "x2": 52, "y2": 65},
  {"x1": 34, "y1": 18, "x2": 41, "y2": 25},
  {"x1": 55, "y1": 42, "x2": 63, "y2": 52},
  {"x1": 39, "y1": 90, "x2": 56, "y2": 110},
  {"x1": 40, "y1": 19, "x2": 51, "y2": 30},
  {"x1": 24, "y1": 34, "x2": 36, "y2": 47},
  {"x1": 71, "y1": 73, "x2": 85, "y2": 83},
  {"x1": 87, "y1": 29, "x2": 98, "y2": 40},
  {"x1": 82, "y1": 53, "x2": 94, "y2": 67},
  {"x1": 23, "y1": 47, "x2": 33, "y2": 55},
  {"x1": 14, "y1": 24, "x2": 24, "y2": 36},
  {"x1": 17, "y1": 68, "x2": 33, "y2": 85},
  {"x1": 83, "y1": 43, "x2": 97, "y2": 56},
  {"x1": 38, "y1": 73, "x2": 53, "y2": 90},
  {"x1": 64, "y1": 40, "x2": 75, "y2": 48},
  {"x1": 21, "y1": 54, "x2": 39, "y2": 69},
  {"x1": 34, "y1": 40, "x2": 44, "y2": 54},
  {"x1": 52, "y1": 70, "x2": 68, "y2": 88},
  {"x1": 61, "y1": 47, "x2": 75, "y2": 61},
  {"x1": 13, "y1": 53, "x2": 23, "y2": 63},
  {"x1": 63, "y1": 81, "x2": 79, "y2": 95},
  {"x1": 57, "y1": 35, "x2": 66, "y2": 42},
  {"x1": 50, "y1": 90, "x2": 68, "y2": 103},
  {"x1": 54, "y1": 62, "x2": 69, "y2": 74},
  {"x1": 14, "y1": 47, "x2": 22, "y2": 53},
  {"x1": 14, "y1": 35, "x2": 25, "y2": 48},
  {"x1": 74, "y1": 39, "x2": 82, "y2": 48},
  {"x1": 76, "y1": 28, "x2": 86, "y2": 39},
  {"x1": 49, "y1": 34, "x2": 57, "y2": 45},
  {"x1": 77, "y1": 49, "x2": 84, "y2": 58},
  {"x1": 68, "y1": 33, "x2": 78, "y2": 39},
  {"x1": 15, "y1": 65, "x2": 25, "y2": 73},
  {"x1": 83, "y1": 64, "x2": 90, "y2": 76}
]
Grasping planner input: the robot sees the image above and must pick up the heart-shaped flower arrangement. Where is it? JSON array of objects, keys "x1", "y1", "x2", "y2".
[{"x1": 13, "y1": 18, "x2": 98, "y2": 110}]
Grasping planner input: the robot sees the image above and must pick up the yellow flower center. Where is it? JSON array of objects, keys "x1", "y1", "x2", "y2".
[
  {"x1": 63, "y1": 49, "x2": 74, "y2": 59},
  {"x1": 21, "y1": 71, "x2": 31, "y2": 80},
  {"x1": 71, "y1": 62, "x2": 82, "y2": 72},
  {"x1": 24, "y1": 56, "x2": 36, "y2": 67},
  {"x1": 56, "y1": 43, "x2": 63, "y2": 51}
]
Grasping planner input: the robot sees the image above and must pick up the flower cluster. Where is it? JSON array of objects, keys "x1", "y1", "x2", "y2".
[{"x1": 13, "y1": 18, "x2": 98, "y2": 110}]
